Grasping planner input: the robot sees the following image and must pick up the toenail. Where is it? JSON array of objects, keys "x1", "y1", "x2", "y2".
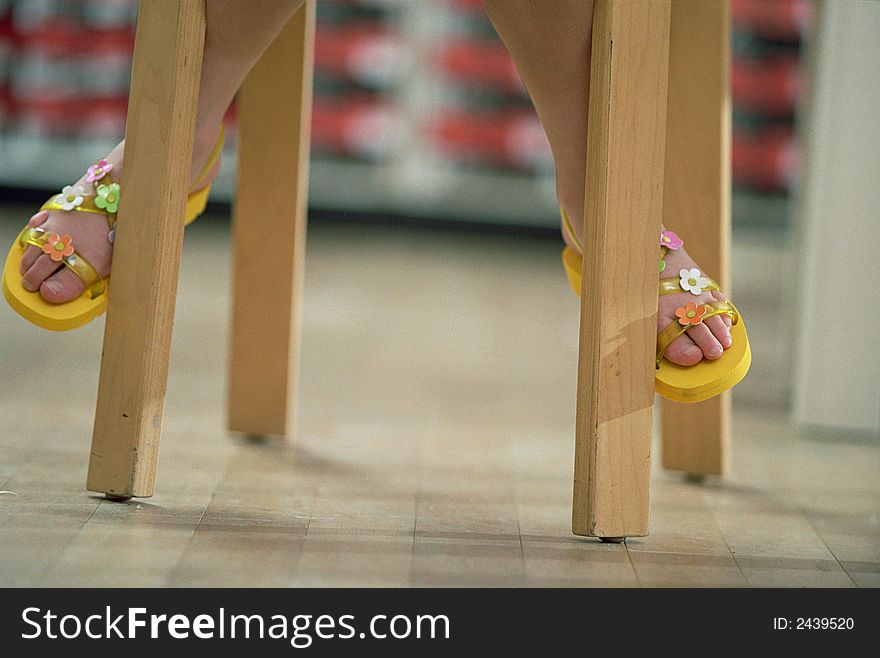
[
  {"x1": 709, "y1": 345, "x2": 722, "y2": 357},
  {"x1": 22, "y1": 278, "x2": 36, "y2": 292},
  {"x1": 722, "y1": 335, "x2": 732, "y2": 347},
  {"x1": 43, "y1": 280, "x2": 63, "y2": 295},
  {"x1": 682, "y1": 344, "x2": 700, "y2": 357}
]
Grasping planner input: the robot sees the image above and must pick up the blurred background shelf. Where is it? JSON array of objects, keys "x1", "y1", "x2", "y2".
[{"x1": 0, "y1": 0, "x2": 812, "y2": 232}]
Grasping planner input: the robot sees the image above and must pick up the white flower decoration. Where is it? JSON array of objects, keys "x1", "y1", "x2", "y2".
[
  {"x1": 56, "y1": 185, "x2": 86, "y2": 211},
  {"x1": 679, "y1": 268, "x2": 708, "y2": 295}
]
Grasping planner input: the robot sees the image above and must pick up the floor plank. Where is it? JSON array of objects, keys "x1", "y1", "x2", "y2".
[{"x1": 628, "y1": 551, "x2": 748, "y2": 588}]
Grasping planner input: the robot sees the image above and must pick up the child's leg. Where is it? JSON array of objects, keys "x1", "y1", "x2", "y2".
[
  {"x1": 482, "y1": 0, "x2": 593, "y2": 250},
  {"x1": 482, "y1": 0, "x2": 732, "y2": 365},
  {"x1": 18, "y1": 0, "x2": 305, "y2": 304}
]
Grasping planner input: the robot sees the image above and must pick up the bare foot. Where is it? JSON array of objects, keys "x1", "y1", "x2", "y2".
[
  {"x1": 656, "y1": 241, "x2": 732, "y2": 366},
  {"x1": 561, "y1": 219, "x2": 732, "y2": 366}
]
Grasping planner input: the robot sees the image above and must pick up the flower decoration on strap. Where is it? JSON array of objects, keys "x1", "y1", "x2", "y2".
[
  {"x1": 41, "y1": 232, "x2": 75, "y2": 262},
  {"x1": 679, "y1": 267, "x2": 708, "y2": 295},
  {"x1": 55, "y1": 185, "x2": 86, "y2": 211},
  {"x1": 95, "y1": 183, "x2": 121, "y2": 214},
  {"x1": 675, "y1": 301, "x2": 707, "y2": 326},
  {"x1": 660, "y1": 230, "x2": 683, "y2": 251},
  {"x1": 86, "y1": 159, "x2": 114, "y2": 184}
]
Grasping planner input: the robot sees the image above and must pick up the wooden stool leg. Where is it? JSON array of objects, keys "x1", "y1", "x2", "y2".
[
  {"x1": 86, "y1": 0, "x2": 206, "y2": 499},
  {"x1": 660, "y1": 0, "x2": 731, "y2": 477},
  {"x1": 227, "y1": 2, "x2": 315, "y2": 438},
  {"x1": 572, "y1": 0, "x2": 671, "y2": 540}
]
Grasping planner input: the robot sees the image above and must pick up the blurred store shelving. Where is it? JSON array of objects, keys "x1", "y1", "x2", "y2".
[
  {"x1": 0, "y1": 0, "x2": 811, "y2": 229},
  {"x1": 731, "y1": 0, "x2": 811, "y2": 231}
]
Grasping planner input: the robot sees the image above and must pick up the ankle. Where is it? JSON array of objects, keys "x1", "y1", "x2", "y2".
[{"x1": 194, "y1": 122, "x2": 223, "y2": 153}]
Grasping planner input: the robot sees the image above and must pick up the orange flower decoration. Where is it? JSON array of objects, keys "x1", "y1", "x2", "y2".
[
  {"x1": 41, "y1": 232, "x2": 75, "y2": 262},
  {"x1": 675, "y1": 301, "x2": 707, "y2": 326}
]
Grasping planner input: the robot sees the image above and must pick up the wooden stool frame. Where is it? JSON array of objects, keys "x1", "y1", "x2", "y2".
[{"x1": 86, "y1": 0, "x2": 730, "y2": 542}]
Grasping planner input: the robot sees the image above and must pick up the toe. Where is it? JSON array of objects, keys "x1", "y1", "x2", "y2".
[
  {"x1": 706, "y1": 315, "x2": 732, "y2": 349},
  {"x1": 686, "y1": 323, "x2": 724, "y2": 360},
  {"x1": 39, "y1": 267, "x2": 86, "y2": 303},
  {"x1": 20, "y1": 245, "x2": 42, "y2": 274},
  {"x1": 22, "y1": 254, "x2": 62, "y2": 292},
  {"x1": 664, "y1": 334, "x2": 704, "y2": 366},
  {"x1": 28, "y1": 210, "x2": 49, "y2": 228}
]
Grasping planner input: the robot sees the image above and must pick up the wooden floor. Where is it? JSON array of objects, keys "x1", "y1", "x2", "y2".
[{"x1": 1, "y1": 208, "x2": 877, "y2": 587}]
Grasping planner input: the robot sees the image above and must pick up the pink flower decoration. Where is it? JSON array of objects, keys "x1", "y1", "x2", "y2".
[
  {"x1": 86, "y1": 159, "x2": 114, "y2": 183},
  {"x1": 660, "y1": 230, "x2": 683, "y2": 250}
]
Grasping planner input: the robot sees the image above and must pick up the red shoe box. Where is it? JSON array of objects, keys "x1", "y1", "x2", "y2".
[
  {"x1": 429, "y1": 109, "x2": 551, "y2": 171},
  {"x1": 10, "y1": 27, "x2": 133, "y2": 101},
  {"x1": 311, "y1": 96, "x2": 405, "y2": 159},
  {"x1": 732, "y1": 128, "x2": 799, "y2": 192},
  {"x1": 0, "y1": 85, "x2": 10, "y2": 128},
  {"x1": 315, "y1": 23, "x2": 409, "y2": 88},
  {"x1": 0, "y1": 15, "x2": 11, "y2": 88},
  {"x1": 732, "y1": 54, "x2": 805, "y2": 116},
  {"x1": 11, "y1": 96, "x2": 127, "y2": 138},
  {"x1": 434, "y1": 39, "x2": 524, "y2": 95}
]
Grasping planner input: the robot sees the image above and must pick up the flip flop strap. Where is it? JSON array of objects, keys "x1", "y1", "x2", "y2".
[
  {"x1": 19, "y1": 227, "x2": 105, "y2": 299},
  {"x1": 40, "y1": 195, "x2": 114, "y2": 221},
  {"x1": 655, "y1": 299, "x2": 739, "y2": 368},
  {"x1": 658, "y1": 276, "x2": 721, "y2": 295}
]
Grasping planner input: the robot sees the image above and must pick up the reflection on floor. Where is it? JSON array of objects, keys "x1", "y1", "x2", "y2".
[{"x1": 0, "y1": 208, "x2": 877, "y2": 587}]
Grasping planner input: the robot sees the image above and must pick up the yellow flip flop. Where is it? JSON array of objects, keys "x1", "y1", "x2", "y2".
[
  {"x1": 560, "y1": 209, "x2": 750, "y2": 403},
  {"x1": 2, "y1": 127, "x2": 224, "y2": 332}
]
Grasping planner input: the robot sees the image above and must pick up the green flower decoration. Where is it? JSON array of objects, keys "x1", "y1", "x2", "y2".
[{"x1": 95, "y1": 183, "x2": 121, "y2": 214}]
